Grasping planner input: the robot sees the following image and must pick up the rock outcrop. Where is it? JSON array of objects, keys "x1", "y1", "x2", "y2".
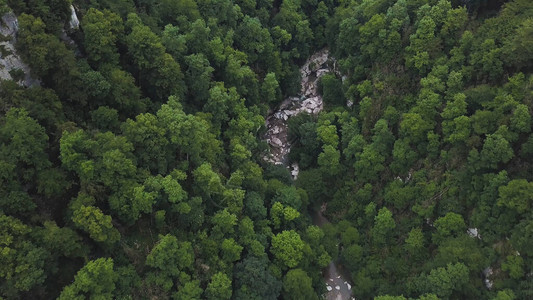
[
  {"x1": 1, "y1": 5, "x2": 80, "y2": 86},
  {"x1": 0, "y1": 11, "x2": 39, "y2": 86},
  {"x1": 69, "y1": 5, "x2": 79, "y2": 30}
]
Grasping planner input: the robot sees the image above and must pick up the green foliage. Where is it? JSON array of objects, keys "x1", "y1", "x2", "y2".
[
  {"x1": 501, "y1": 255, "x2": 524, "y2": 279},
  {"x1": 493, "y1": 289, "x2": 516, "y2": 300},
  {"x1": 173, "y1": 280, "x2": 203, "y2": 300},
  {"x1": 413, "y1": 262, "x2": 469, "y2": 299},
  {"x1": 233, "y1": 257, "x2": 281, "y2": 300},
  {"x1": 0, "y1": 215, "x2": 49, "y2": 297},
  {"x1": 0, "y1": 108, "x2": 51, "y2": 215},
  {"x1": 36, "y1": 221, "x2": 87, "y2": 258},
  {"x1": 157, "y1": 98, "x2": 222, "y2": 166},
  {"x1": 0, "y1": 108, "x2": 50, "y2": 175},
  {"x1": 145, "y1": 234, "x2": 194, "y2": 291},
  {"x1": 271, "y1": 202, "x2": 300, "y2": 229},
  {"x1": 16, "y1": 13, "x2": 85, "y2": 103},
  {"x1": 372, "y1": 207, "x2": 396, "y2": 246},
  {"x1": 354, "y1": 145, "x2": 385, "y2": 182},
  {"x1": 60, "y1": 129, "x2": 136, "y2": 190},
  {"x1": 205, "y1": 272, "x2": 232, "y2": 300},
  {"x1": 405, "y1": 228, "x2": 425, "y2": 255},
  {"x1": 0, "y1": 0, "x2": 9, "y2": 15},
  {"x1": 318, "y1": 144, "x2": 341, "y2": 176},
  {"x1": 320, "y1": 74, "x2": 345, "y2": 106},
  {"x1": 480, "y1": 134, "x2": 514, "y2": 169},
  {"x1": 282, "y1": 268, "x2": 318, "y2": 300},
  {"x1": 270, "y1": 230, "x2": 305, "y2": 269},
  {"x1": 82, "y1": 8, "x2": 122, "y2": 67},
  {"x1": 400, "y1": 113, "x2": 433, "y2": 144},
  {"x1": 72, "y1": 206, "x2": 120, "y2": 244},
  {"x1": 221, "y1": 238, "x2": 243, "y2": 263},
  {"x1": 211, "y1": 209, "x2": 238, "y2": 237},
  {"x1": 510, "y1": 104, "x2": 531, "y2": 133},
  {"x1": 156, "y1": 0, "x2": 200, "y2": 27},
  {"x1": 374, "y1": 296, "x2": 406, "y2": 300},
  {"x1": 244, "y1": 192, "x2": 267, "y2": 221},
  {"x1": 2, "y1": 0, "x2": 533, "y2": 298},
  {"x1": 58, "y1": 258, "x2": 117, "y2": 300},
  {"x1": 126, "y1": 14, "x2": 185, "y2": 100},
  {"x1": 184, "y1": 53, "x2": 214, "y2": 104},
  {"x1": 433, "y1": 212, "x2": 466, "y2": 244},
  {"x1": 262, "y1": 73, "x2": 282, "y2": 104},
  {"x1": 498, "y1": 179, "x2": 533, "y2": 214}
]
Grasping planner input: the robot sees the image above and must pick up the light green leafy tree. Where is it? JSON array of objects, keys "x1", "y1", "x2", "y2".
[
  {"x1": 205, "y1": 272, "x2": 232, "y2": 300},
  {"x1": 72, "y1": 206, "x2": 120, "y2": 245},
  {"x1": 58, "y1": 258, "x2": 117, "y2": 300},
  {"x1": 145, "y1": 234, "x2": 194, "y2": 291},
  {"x1": 270, "y1": 230, "x2": 305, "y2": 269}
]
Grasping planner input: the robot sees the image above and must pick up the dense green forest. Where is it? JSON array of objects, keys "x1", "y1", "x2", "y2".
[{"x1": 0, "y1": 0, "x2": 532, "y2": 299}]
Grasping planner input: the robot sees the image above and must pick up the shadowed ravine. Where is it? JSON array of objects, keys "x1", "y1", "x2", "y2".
[
  {"x1": 313, "y1": 204, "x2": 354, "y2": 300},
  {"x1": 264, "y1": 50, "x2": 353, "y2": 300}
]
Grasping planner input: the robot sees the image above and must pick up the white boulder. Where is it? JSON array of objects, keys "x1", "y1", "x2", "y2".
[
  {"x1": 467, "y1": 228, "x2": 481, "y2": 239},
  {"x1": 270, "y1": 137, "x2": 283, "y2": 148}
]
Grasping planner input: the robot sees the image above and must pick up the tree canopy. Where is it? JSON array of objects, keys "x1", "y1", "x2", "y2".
[{"x1": 0, "y1": 0, "x2": 532, "y2": 299}]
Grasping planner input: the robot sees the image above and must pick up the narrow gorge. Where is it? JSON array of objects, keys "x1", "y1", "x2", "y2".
[{"x1": 264, "y1": 50, "x2": 353, "y2": 300}]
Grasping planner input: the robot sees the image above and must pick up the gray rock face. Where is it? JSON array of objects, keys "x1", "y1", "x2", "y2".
[
  {"x1": 347, "y1": 100, "x2": 354, "y2": 107},
  {"x1": 0, "y1": 12, "x2": 39, "y2": 87},
  {"x1": 290, "y1": 163, "x2": 299, "y2": 179},
  {"x1": 483, "y1": 267, "x2": 493, "y2": 289},
  {"x1": 61, "y1": 5, "x2": 81, "y2": 53},
  {"x1": 467, "y1": 227, "x2": 481, "y2": 239},
  {"x1": 69, "y1": 5, "x2": 79, "y2": 30}
]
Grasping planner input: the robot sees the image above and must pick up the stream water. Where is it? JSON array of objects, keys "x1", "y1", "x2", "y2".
[
  {"x1": 312, "y1": 204, "x2": 354, "y2": 300},
  {"x1": 264, "y1": 50, "x2": 353, "y2": 300}
]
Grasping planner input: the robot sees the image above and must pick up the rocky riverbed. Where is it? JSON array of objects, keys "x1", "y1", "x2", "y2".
[
  {"x1": 264, "y1": 49, "x2": 353, "y2": 299},
  {"x1": 264, "y1": 49, "x2": 337, "y2": 178}
]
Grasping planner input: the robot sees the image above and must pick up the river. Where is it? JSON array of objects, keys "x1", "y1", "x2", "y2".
[{"x1": 264, "y1": 49, "x2": 353, "y2": 300}]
